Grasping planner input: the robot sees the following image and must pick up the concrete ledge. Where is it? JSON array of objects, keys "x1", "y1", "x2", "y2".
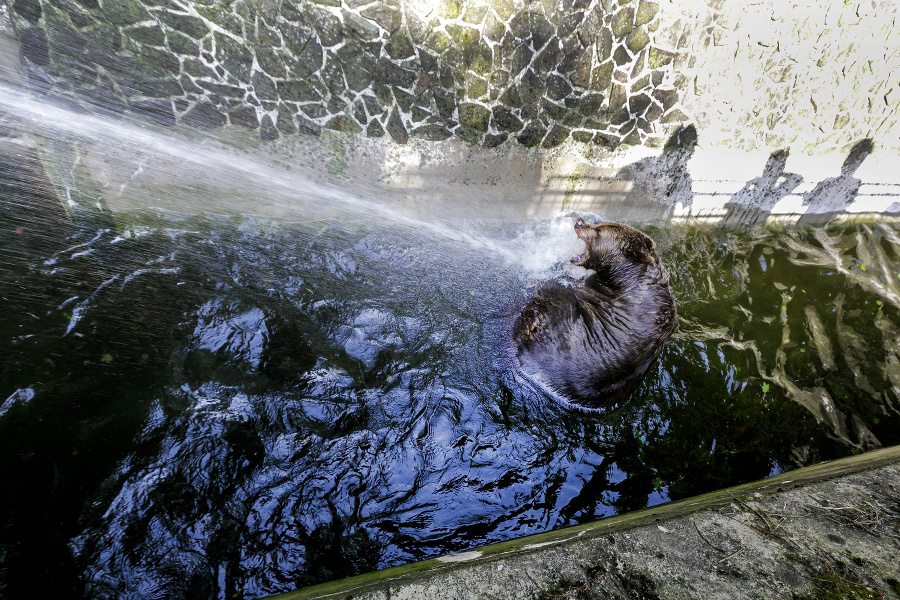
[{"x1": 270, "y1": 445, "x2": 900, "y2": 599}]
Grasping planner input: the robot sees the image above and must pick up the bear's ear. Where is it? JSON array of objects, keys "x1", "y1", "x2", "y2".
[{"x1": 616, "y1": 226, "x2": 657, "y2": 263}]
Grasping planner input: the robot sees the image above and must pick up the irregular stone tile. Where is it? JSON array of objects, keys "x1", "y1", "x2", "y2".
[
  {"x1": 483, "y1": 132, "x2": 508, "y2": 147},
  {"x1": 610, "y1": 104, "x2": 630, "y2": 125},
  {"x1": 463, "y1": 42, "x2": 493, "y2": 76},
  {"x1": 19, "y1": 28, "x2": 50, "y2": 66},
  {"x1": 141, "y1": 44, "x2": 181, "y2": 76},
  {"x1": 392, "y1": 87, "x2": 415, "y2": 111},
  {"x1": 439, "y1": 0, "x2": 463, "y2": 19},
  {"x1": 628, "y1": 92, "x2": 652, "y2": 115},
  {"x1": 454, "y1": 124, "x2": 482, "y2": 143},
  {"x1": 229, "y1": 105, "x2": 260, "y2": 129},
  {"x1": 360, "y1": 94, "x2": 381, "y2": 117},
  {"x1": 492, "y1": 106, "x2": 524, "y2": 132},
  {"x1": 253, "y1": 48, "x2": 285, "y2": 78},
  {"x1": 508, "y1": 11, "x2": 531, "y2": 39},
  {"x1": 571, "y1": 46, "x2": 592, "y2": 89},
  {"x1": 13, "y1": 0, "x2": 42, "y2": 24},
  {"x1": 591, "y1": 62, "x2": 613, "y2": 92},
  {"x1": 386, "y1": 108, "x2": 408, "y2": 143},
  {"x1": 179, "y1": 75, "x2": 203, "y2": 95},
  {"x1": 631, "y1": 73, "x2": 651, "y2": 92},
  {"x1": 558, "y1": 36, "x2": 586, "y2": 73},
  {"x1": 198, "y1": 81, "x2": 244, "y2": 99},
  {"x1": 630, "y1": 49, "x2": 646, "y2": 77},
  {"x1": 131, "y1": 98, "x2": 176, "y2": 126},
  {"x1": 463, "y1": 5, "x2": 489, "y2": 25},
  {"x1": 181, "y1": 100, "x2": 227, "y2": 129},
  {"x1": 535, "y1": 38, "x2": 562, "y2": 72},
  {"x1": 612, "y1": 7, "x2": 635, "y2": 39},
  {"x1": 259, "y1": 114, "x2": 279, "y2": 140},
  {"x1": 410, "y1": 104, "x2": 430, "y2": 122},
  {"x1": 620, "y1": 125, "x2": 641, "y2": 145},
  {"x1": 464, "y1": 73, "x2": 487, "y2": 99},
  {"x1": 542, "y1": 123, "x2": 569, "y2": 147},
  {"x1": 517, "y1": 121, "x2": 547, "y2": 147},
  {"x1": 546, "y1": 74, "x2": 573, "y2": 101},
  {"x1": 492, "y1": 0, "x2": 515, "y2": 21},
  {"x1": 519, "y1": 68, "x2": 545, "y2": 104},
  {"x1": 531, "y1": 13, "x2": 555, "y2": 51},
  {"x1": 560, "y1": 10, "x2": 585, "y2": 38},
  {"x1": 510, "y1": 44, "x2": 533, "y2": 77},
  {"x1": 541, "y1": 101, "x2": 566, "y2": 120},
  {"x1": 423, "y1": 29, "x2": 451, "y2": 54},
  {"x1": 482, "y1": 11, "x2": 505, "y2": 42},
  {"x1": 327, "y1": 94, "x2": 349, "y2": 115},
  {"x1": 374, "y1": 57, "x2": 417, "y2": 88},
  {"x1": 325, "y1": 114, "x2": 363, "y2": 133},
  {"x1": 126, "y1": 78, "x2": 184, "y2": 98},
  {"x1": 168, "y1": 30, "x2": 200, "y2": 55},
  {"x1": 275, "y1": 104, "x2": 297, "y2": 134},
  {"x1": 126, "y1": 24, "x2": 165, "y2": 47},
  {"x1": 154, "y1": 10, "x2": 209, "y2": 39},
  {"x1": 645, "y1": 99, "x2": 663, "y2": 121},
  {"x1": 660, "y1": 107, "x2": 689, "y2": 123},
  {"x1": 578, "y1": 92, "x2": 605, "y2": 116},
  {"x1": 386, "y1": 32, "x2": 415, "y2": 60},
  {"x1": 572, "y1": 129, "x2": 593, "y2": 143},
  {"x1": 248, "y1": 71, "x2": 275, "y2": 102},
  {"x1": 412, "y1": 123, "x2": 452, "y2": 140},
  {"x1": 339, "y1": 55, "x2": 375, "y2": 92},
  {"x1": 102, "y1": 0, "x2": 151, "y2": 25},
  {"x1": 278, "y1": 80, "x2": 322, "y2": 103},
  {"x1": 520, "y1": 102, "x2": 539, "y2": 120},
  {"x1": 343, "y1": 10, "x2": 380, "y2": 41},
  {"x1": 613, "y1": 44, "x2": 631, "y2": 67},
  {"x1": 82, "y1": 85, "x2": 129, "y2": 113},
  {"x1": 182, "y1": 57, "x2": 212, "y2": 78},
  {"x1": 651, "y1": 88, "x2": 678, "y2": 111},
  {"x1": 405, "y1": 7, "x2": 429, "y2": 43},
  {"x1": 635, "y1": 0, "x2": 659, "y2": 27},
  {"x1": 366, "y1": 118, "x2": 385, "y2": 137},
  {"x1": 499, "y1": 83, "x2": 523, "y2": 108},
  {"x1": 361, "y1": 5, "x2": 401, "y2": 34},
  {"x1": 626, "y1": 27, "x2": 650, "y2": 53},
  {"x1": 458, "y1": 102, "x2": 491, "y2": 131}
]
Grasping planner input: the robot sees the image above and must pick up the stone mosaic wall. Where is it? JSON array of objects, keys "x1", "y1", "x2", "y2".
[
  {"x1": 4, "y1": 0, "x2": 900, "y2": 153},
  {"x1": 6, "y1": 0, "x2": 699, "y2": 149}
]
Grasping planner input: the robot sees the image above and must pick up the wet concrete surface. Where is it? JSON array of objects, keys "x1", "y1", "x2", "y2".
[{"x1": 273, "y1": 446, "x2": 900, "y2": 600}]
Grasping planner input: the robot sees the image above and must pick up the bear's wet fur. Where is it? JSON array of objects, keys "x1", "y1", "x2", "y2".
[{"x1": 513, "y1": 219, "x2": 677, "y2": 410}]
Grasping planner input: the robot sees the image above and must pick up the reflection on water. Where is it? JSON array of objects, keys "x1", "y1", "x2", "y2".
[{"x1": 1, "y1": 207, "x2": 899, "y2": 599}]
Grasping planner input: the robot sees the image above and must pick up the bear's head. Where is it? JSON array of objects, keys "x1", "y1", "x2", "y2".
[{"x1": 571, "y1": 218, "x2": 658, "y2": 271}]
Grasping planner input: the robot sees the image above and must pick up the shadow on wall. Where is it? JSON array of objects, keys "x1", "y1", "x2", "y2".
[
  {"x1": 719, "y1": 149, "x2": 804, "y2": 227},
  {"x1": 525, "y1": 124, "x2": 698, "y2": 221},
  {"x1": 796, "y1": 139, "x2": 874, "y2": 226},
  {"x1": 534, "y1": 131, "x2": 895, "y2": 227}
]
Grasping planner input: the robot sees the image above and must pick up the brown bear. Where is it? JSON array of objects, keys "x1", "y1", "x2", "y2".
[{"x1": 513, "y1": 219, "x2": 677, "y2": 410}]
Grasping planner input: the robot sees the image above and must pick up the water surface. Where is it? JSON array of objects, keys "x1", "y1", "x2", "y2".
[{"x1": 2, "y1": 205, "x2": 899, "y2": 599}]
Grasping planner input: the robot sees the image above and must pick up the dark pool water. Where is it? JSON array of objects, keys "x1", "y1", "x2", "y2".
[{"x1": 2, "y1": 197, "x2": 900, "y2": 598}]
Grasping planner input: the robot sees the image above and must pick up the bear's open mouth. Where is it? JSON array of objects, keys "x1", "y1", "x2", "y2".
[
  {"x1": 570, "y1": 245, "x2": 587, "y2": 265},
  {"x1": 571, "y1": 219, "x2": 589, "y2": 265}
]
